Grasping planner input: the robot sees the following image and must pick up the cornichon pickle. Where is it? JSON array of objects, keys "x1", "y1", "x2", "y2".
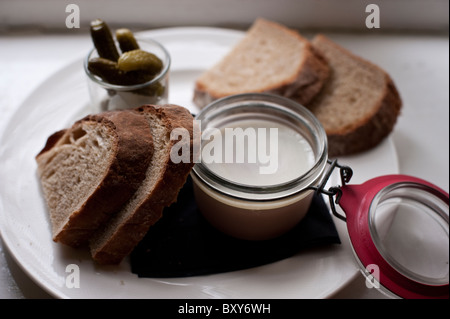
[
  {"x1": 90, "y1": 19, "x2": 120, "y2": 61},
  {"x1": 88, "y1": 57, "x2": 122, "y2": 84},
  {"x1": 88, "y1": 57, "x2": 154, "y2": 85},
  {"x1": 117, "y1": 49, "x2": 163, "y2": 75},
  {"x1": 116, "y1": 28, "x2": 140, "y2": 53},
  {"x1": 88, "y1": 20, "x2": 164, "y2": 87},
  {"x1": 126, "y1": 70, "x2": 156, "y2": 85}
]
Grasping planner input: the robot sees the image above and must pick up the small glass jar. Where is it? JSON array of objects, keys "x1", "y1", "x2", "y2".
[
  {"x1": 84, "y1": 38, "x2": 171, "y2": 113},
  {"x1": 191, "y1": 93, "x2": 329, "y2": 240}
]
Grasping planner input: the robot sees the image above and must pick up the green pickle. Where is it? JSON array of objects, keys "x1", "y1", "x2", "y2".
[
  {"x1": 88, "y1": 19, "x2": 165, "y2": 92},
  {"x1": 116, "y1": 28, "x2": 140, "y2": 52},
  {"x1": 88, "y1": 57, "x2": 123, "y2": 85},
  {"x1": 118, "y1": 49, "x2": 163, "y2": 75},
  {"x1": 90, "y1": 19, "x2": 120, "y2": 62},
  {"x1": 88, "y1": 58, "x2": 154, "y2": 85}
]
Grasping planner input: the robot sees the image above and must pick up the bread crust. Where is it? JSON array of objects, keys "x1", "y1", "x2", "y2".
[
  {"x1": 90, "y1": 104, "x2": 195, "y2": 264},
  {"x1": 326, "y1": 78, "x2": 402, "y2": 157},
  {"x1": 36, "y1": 110, "x2": 154, "y2": 247},
  {"x1": 193, "y1": 19, "x2": 330, "y2": 108},
  {"x1": 309, "y1": 34, "x2": 402, "y2": 157}
]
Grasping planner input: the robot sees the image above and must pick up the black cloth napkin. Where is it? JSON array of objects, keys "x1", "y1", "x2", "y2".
[{"x1": 130, "y1": 176, "x2": 341, "y2": 278}]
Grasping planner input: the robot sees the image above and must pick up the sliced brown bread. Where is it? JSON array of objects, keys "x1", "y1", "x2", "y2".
[
  {"x1": 307, "y1": 34, "x2": 402, "y2": 157},
  {"x1": 193, "y1": 18, "x2": 330, "y2": 108},
  {"x1": 89, "y1": 104, "x2": 195, "y2": 264},
  {"x1": 36, "y1": 111, "x2": 154, "y2": 247}
]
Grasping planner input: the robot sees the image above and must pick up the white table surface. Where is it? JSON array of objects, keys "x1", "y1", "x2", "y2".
[{"x1": 0, "y1": 30, "x2": 448, "y2": 299}]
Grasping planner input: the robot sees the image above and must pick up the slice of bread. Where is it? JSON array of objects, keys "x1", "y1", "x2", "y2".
[
  {"x1": 307, "y1": 35, "x2": 402, "y2": 157},
  {"x1": 36, "y1": 111, "x2": 154, "y2": 247},
  {"x1": 193, "y1": 18, "x2": 330, "y2": 108},
  {"x1": 89, "y1": 104, "x2": 195, "y2": 264}
]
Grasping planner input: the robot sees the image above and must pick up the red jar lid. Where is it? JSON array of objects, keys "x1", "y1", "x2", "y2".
[{"x1": 339, "y1": 175, "x2": 449, "y2": 299}]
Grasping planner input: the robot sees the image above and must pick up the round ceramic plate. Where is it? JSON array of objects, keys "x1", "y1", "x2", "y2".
[{"x1": 0, "y1": 27, "x2": 399, "y2": 298}]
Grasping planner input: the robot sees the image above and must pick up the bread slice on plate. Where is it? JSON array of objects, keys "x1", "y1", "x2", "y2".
[
  {"x1": 307, "y1": 34, "x2": 402, "y2": 157},
  {"x1": 90, "y1": 104, "x2": 195, "y2": 264},
  {"x1": 36, "y1": 110, "x2": 154, "y2": 247},
  {"x1": 193, "y1": 18, "x2": 330, "y2": 108}
]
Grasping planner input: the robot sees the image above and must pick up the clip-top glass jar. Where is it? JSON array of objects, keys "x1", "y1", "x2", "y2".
[
  {"x1": 191, "y1": 93, "x2": 449, "y2": 299},
  {"x1": 191, "y1": 93, "x2": 329, "y2": 240}
]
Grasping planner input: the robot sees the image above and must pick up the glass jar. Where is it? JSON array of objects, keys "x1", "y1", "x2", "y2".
[
  {"x1": 191, "y1": 93, "x2": 328, "y2": 240},
  {"x1": 190, "y1": 93, "x2": 449, "y2": 298},
  {"x1": 84, "y1": 38, "x2": 171, "y2": 113}
]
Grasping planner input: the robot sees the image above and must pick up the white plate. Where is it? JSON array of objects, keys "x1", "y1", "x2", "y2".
[{"x1": 0, "y1": 27, "x2": 399, "y2": 299}]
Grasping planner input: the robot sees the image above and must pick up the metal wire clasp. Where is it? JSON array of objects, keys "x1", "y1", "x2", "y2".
[{"x1": 307, "y1": 159, "x2": 353, "y2": 222}]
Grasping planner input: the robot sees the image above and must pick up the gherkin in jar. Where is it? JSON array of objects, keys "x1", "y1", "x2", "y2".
[
  {"x1": 88, "y1": 57, "x2": 155, "y2": 85},
  {"x1": 90, "y1": 19, "x2": 120, "y2": 62},
  {"x1": 118, "y1": 49, "x2": 163, "y2": 75},
  {"x1": 87, "y1": 19, "x2": 166, "y2": 91},
  {"x1": 116, "y1": 28, "x2": 140, "y2": 53}
]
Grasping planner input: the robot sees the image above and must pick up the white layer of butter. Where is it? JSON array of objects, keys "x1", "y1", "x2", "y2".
[{"x1": 202, "y1": 118, "x2": 315, "y2": 187}]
